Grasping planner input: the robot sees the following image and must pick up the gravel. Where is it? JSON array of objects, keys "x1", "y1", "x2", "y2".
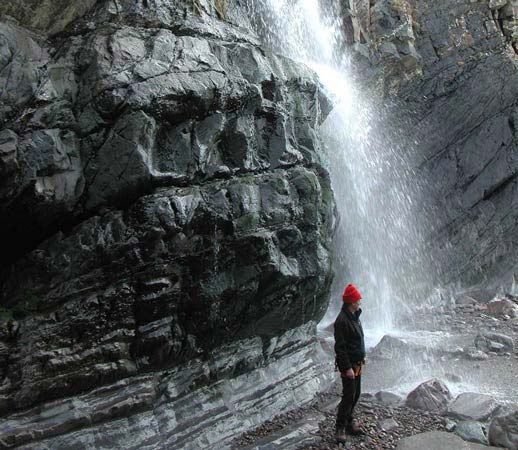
[{"x1": 231, "y1": 385, "x2": 447, "y2": 450}]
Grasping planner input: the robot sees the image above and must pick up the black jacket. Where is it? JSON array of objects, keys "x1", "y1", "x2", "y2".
[{"x1": 334, "y1": 304, "x2": 365, "y2": 372}]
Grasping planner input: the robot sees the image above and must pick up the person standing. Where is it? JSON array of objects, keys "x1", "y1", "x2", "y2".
[{"x1": 334, "y1": 283, "x2": 366, "y2": 443}]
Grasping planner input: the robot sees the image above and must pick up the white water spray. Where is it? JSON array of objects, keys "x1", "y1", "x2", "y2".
[{"x1": 247, "y1": 0, "x2": 436, "y2": 338}]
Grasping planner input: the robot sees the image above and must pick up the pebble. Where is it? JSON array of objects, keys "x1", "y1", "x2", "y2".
[{"x1": 230, "y1": 387, "x2": 447, "y2": 450}]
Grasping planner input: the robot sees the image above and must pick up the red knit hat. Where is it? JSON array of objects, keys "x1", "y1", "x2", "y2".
[{"x1": 342, "y1": 284, "x2": 362, "y2": 303}]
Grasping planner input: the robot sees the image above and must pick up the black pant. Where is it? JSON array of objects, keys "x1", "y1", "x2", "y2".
[{"x1": 336, "y1": 372, "x2": 361, "y2": 429}]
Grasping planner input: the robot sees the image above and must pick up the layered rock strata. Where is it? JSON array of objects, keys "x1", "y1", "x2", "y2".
[{"x1": 0, "y1": 1, "x2": 336, "y2": 447}]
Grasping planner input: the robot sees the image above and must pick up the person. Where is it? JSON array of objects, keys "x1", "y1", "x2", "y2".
[{"x1": 334, "y1": 283, "x2": 366, "y2": 443}]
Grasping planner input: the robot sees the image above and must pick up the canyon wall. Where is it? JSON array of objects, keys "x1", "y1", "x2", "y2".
[
  {"x1": 0, "y1": 1, "x2": 336, "y2": 448},
  {"x1": 339, "y1": 0, "x2": 518, "y2": 293}
]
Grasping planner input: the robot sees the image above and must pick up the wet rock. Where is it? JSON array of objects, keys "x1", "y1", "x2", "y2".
[
  {"x1": 0, "y1": 0, "x2": 335, "y2": 447},
  {"x1": 449, "y1": 393, "x2": 499, "y2": 421},
  {"x1": 405, "y1": 379, "x2": 452, "y2": 413},
  {"x1": 466, "y1": 350, "x2": 490, "y2": 361},
  {"x1": 0, "y1": 323, "x2": 335, "y2": 450},
  {"x1": 488, "y1": 409, "x2": 518, "y2": 449},
  {"x1": 342, "y1": 0, "x2": 518, "y2": 291},
  {"x1": 370, "y1": 335, "x2": 411, "y2": 359},
  {"x1": 375, "y1": 391, "x2": 403, "y2": 406},
  {"x1": 455, "y1": 420, "x2": 488, "y2": 445},
  {"x1": 475, "y1": 332, "x2": 515, "y2": 354}
]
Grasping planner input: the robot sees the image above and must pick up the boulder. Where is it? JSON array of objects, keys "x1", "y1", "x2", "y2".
[
  {"x1": 396, "y1": 431, "x2": 503, "y2": 450},
  {"x1": 405, "y1": 379, "x2": 452, "y2": 413},
  {"x1": 370, "y1": 335, "x2": 411, "y2": 359},
  {"x1": 455, "y1": 420, "x2": 488, "y2": 445},
  {"x1": 449, "y1": 393, "x2": 499, "y2": 421},
  {"x1": 488, "y1": 409, "x2": 518, "y2": 449},
  {"x1": 475, "y1": 333, "x2": 514, "y2": 354},
  {"x1": 375, "y1": 391, "x2": 403, "y2": 406},
  {"x1": 487, "y1": 299, "x2": 518, "y2": 318},
  {"x1": 381, "y1": 418, "x2": 399, "y2": 432}
]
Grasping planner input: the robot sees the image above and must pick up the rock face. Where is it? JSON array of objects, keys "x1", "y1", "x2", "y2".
[
  {"x1": 338, "y1": 0, "x2": 518, "y2": 291},
  {"x1": 0, "y1": 1, "x2": 335, "y2": 447}
]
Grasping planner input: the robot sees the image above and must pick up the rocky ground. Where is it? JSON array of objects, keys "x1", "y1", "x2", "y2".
[
  {"x1": 231, "y1": 293, "x2": 518, "y2": 450},
  {"x1": 231, "y1": 388, "x2": 447, "y2": 450}
]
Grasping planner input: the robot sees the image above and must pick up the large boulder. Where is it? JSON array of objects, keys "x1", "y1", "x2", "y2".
[
  {"x1": 488, "y1": 409, "x2": 518, "y2": 449},
  {"x1": 396, "y1": 431, "x2": 503, "y2": 450},
  {"x1": 449, "y1": 393, "x2": 499, "y2": 422},
  {"x1": 405, "y1": 379, "x2": 452, "y2": 413}
]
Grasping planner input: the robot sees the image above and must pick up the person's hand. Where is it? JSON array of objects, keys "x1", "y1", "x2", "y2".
[{"x1": 342, "y1": 369, "x2": 355, "y2": 379}]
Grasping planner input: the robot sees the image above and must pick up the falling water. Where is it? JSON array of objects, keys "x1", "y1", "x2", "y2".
[{"x1": 246, "y1": 0, "x2": 437, "y2": 342}]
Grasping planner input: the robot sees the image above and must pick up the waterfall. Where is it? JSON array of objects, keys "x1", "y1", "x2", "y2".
[{"x1": 247, "y1": 0, "x2": 437, "y2": 344}]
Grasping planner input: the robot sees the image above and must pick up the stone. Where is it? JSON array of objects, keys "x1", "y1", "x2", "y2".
[
  {"x1": 456, "y1": 295, "x2": 479, "y2": 306},
  {"x1": 466, "y1": 350, "x2": 489, "y2": 361},
  {"x1": 396, "y1": 431, "x2": 502, "y2": 450},
  {"x1": 0, "y1": 323, "x2": 336, "y2": 450},
  {"x1": 445, "y1": 418, "x2": 457, "y2": 432},
  {"x1": 455, "y1": 420, "x2": 488, "y2": 445},
  {"x1": 487, "y1": 299, "x2": 518, "y2": 318},
  {"x1": 449, "y1": 393, "x2": 499, "y2": 421},
  {"x1": 370, "y1": 335, "x2": 411, "y2": 359},
  {"x1": 405, "y1": 379, "x2": 452, "y2": 413},
  {"x1": 475, "y1": 333, "x2": 515, "y2": 354},
  {"x1": 375, "y1": 391, "x2": 403, "y2": 406},
  {"x1": 488, "y1": 409, "x2": 518, "y2": 449},
  {"x1": 490, "y1": 0, "x2": 508, "y2": 9},
  {"x1": 381, "y1": 418, "x2": 399, "y2": 431}
]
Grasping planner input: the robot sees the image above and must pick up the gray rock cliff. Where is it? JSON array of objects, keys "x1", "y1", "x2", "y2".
[{"x1": 0, "y1": 1, "x2": 335, "y2": 448}]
